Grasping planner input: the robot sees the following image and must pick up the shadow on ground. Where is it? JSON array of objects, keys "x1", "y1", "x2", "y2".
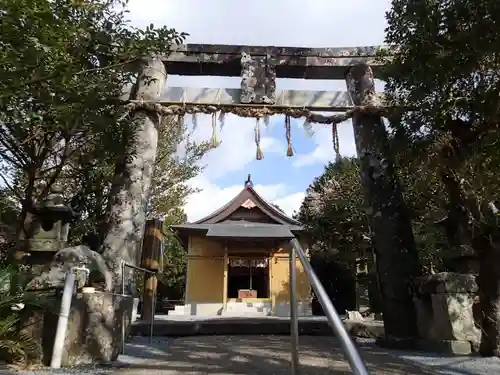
[
  {"x1": 116, "y1": 336, "x2": 436, "y2": 375},
  {"x1": 383, "y1": 349, "x2": 500, "y2": 375}
]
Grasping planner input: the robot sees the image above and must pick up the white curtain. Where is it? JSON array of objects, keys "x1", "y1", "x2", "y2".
[{"x1": 229, "y1": 258, "x2": 268, "y2": 268}]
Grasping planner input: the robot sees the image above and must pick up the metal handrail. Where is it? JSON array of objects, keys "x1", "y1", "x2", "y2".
[
  {"x1": 289, "y1": 238, "x2": 370, "y2": 375},
  {"x1": 121, "y1": 262, "x2": 157, "y2": 353}
]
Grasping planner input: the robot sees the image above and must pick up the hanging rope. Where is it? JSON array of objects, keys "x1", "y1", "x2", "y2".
[
  {"x1": 210, "y1": 112, "x2": 218, "y2": 147},
  {"x1": 177, "y1": 114, "x2": 184, "y2": 128},
  {"x1": 218, "y1": 111, "x2": 226, "y2": 130},
  {"x1": 285, "y1": 115, "x2": 293, "y2": 157},
  {"x1": 264, "y1": 115, "x2": 270, "y2": 128},
  {"x1": 191, "y1": 113, "x2": 198, "y2": 130},
  {"x1": 123, "y1": 101, "x2": 388, "y2": 161},
  {"x1": 332, "y1": 122, "x2": 341, "y2": 162},
  {"x1": 302, "y1": 118, "x2": 314, "y2": 138},
  {"x1": 126, "y1": 100, "x2": 386, "y2": 125},
  {"x1": 255, "y1": 118, "x2": 263, "y2": 160}
]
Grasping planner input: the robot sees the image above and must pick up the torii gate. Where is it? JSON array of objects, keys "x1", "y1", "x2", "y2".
[{"x1": 132, "y1": 43, "x2": 420, "y2": 342}]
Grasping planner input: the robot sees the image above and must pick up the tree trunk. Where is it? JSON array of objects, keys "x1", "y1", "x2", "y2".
[
  {"x1": 101, "y1": 57, "x2": 167, "y2": 292},
  {"x1": 345, "y1": 64, "x2": 420, "y2": 340},
  {"x1": 439, "y1": 166, "x2": 475, "y2": 257},
  {"x1": 477, "y1": 245, "x2": 500, "y2": 357},
  {"x1": 440, "y1": 165, "x2": 500, "y2": 357}
]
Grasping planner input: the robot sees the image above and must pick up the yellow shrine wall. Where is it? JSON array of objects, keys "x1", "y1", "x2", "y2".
[
  {"x1": 185, "y1": 235, "x2": 311, "y2": 309},
  {"x1": 270, "y1": 241, "x2": 310, "y2": 305},
  {"x1": 185, "y1": 236, "x2": 225, "y2": 303}
]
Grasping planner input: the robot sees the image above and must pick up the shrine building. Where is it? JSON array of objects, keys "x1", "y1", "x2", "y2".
[{"x1": 169, "y1": 175, "x2": 312, "y2": 316}]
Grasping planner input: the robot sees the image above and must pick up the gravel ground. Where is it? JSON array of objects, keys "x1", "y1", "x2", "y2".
[
  {"x1": 112, "y1": 335, "x2": 433, "y2": 375},
  {"x1": 387, "y1": 349, "x2": 500, "y2": 375},
  {"x1": 355, "y1": 338, "x2": 500, "y2": 375},
  {"x1": 5, "y1": 336, "x2": 500, "y2": 375}
]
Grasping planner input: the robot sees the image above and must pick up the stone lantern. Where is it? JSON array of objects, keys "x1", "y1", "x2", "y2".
[{"x1": 27, "y1": 185, "x2": 75, "y2": 274}]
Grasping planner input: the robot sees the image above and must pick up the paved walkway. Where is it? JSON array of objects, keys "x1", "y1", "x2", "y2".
[{"x1": 115, "y1": 336, "x2": 436, "y2": 375}]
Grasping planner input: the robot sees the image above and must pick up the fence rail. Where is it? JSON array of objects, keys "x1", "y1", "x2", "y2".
[
  {"x1": 121, "y1": 262, "x2": 156, "y2": 353},
  {"x1": 289, "y1": 239, "x2": 370, "y2": 375}
]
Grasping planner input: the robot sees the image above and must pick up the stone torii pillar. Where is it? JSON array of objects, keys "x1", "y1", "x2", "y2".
[
  {"x1": 345, "y1": 64, "x2": 420, "y2": 342},
  {"x1": 101, "y1": 57, "x2": 167, "y2": 293}
]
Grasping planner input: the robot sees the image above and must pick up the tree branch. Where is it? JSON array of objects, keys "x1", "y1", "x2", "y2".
[
  {"x1": 0, "y1": 173, "x2": 22, "y2": 201},
  {"x1": 2, "y1": 58, "x2": 140, "y2": 98}
]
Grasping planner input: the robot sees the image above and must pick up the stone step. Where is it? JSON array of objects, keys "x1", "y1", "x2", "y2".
[
  {"x1": 167, "y1": 305, "x2": 188, "y2": 315},
  {"x1": 131, "y1": 316, "x2": 386, "y2": 337},
  {"x1": 225, "y1": 302, "x2": 272, "y2": 314},
  {"x1": 168, "y1": 310, "x2": 187, "y2": 316}
]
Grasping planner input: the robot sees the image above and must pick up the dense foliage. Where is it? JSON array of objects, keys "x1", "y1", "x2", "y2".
[
  {"x1": 297, "y1": 156, "x2": 448, "y2": 272},
  {"x1": 0, "y1": 189, "x2": 18, "y2": 261},
  {"x1": 0, "y1": 266, "x2": 54, "y2": 364},
  {"x1": 0, "y1": 0, "x2": 187, "y2": 242},
  {"x1": 157, "y1": 211, "x2": 188, "y2": 301},
  {"x1": 297, "y1": 158, "x2": 368, "y2": 264},
  {"x1": 148, "y1": 117, "x2": 212, "y2": 221},
  {"x1": 0, "y1": 0, "x2": 206, "y2": 272},
  {"x1": 383, "y1": 0, "x2": 500, "y2": 356},
  {"x1": 0, "y1": 0, "x2": 207, "y2": 362},
  {"x1": 66, "y1": 115, "x2": 211, "y2": 245}
]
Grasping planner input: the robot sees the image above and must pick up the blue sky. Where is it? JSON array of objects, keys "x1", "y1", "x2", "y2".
[{"x1": 127, "y1": 0, "x2": 391, "y2": 221}]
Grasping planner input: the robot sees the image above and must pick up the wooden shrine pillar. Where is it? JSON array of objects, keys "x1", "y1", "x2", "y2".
[
  {"x1": 345, "y1": 64, "x2": 420, "y2": 341},
  {"x1": 140, "y1": 218, "x2": 163, "y2": 322},
  {"x1": 223, "y1": 245, "x2": 228, "y2": 311}
]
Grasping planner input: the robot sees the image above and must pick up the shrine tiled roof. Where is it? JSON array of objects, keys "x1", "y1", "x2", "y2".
[
  {"x1": 192, "y1": 175, "x2": 301, "y2": 226},
  {"x1": 170, "y1": 221, "x2": 300, "y2": 239}
]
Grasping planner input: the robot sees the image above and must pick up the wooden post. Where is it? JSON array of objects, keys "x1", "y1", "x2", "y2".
[
  {"x1": 141, "y1": 274, "x2": 157, "y2": 322},
  {"x1": 270, "y1": 253, "x2": 276, "y2": 314},
  {"x1": 345, "y1": 64, "x2": 419, "y2": 341},
  {"x1": 223, "y1": 245, "x2": 228, "y2": 311},
  {"x1": 140, "y1": 219, "x2": 163, "y2": 321}
]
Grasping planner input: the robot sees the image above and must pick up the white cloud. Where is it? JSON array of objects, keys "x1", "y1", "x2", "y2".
[
  {"x1": 179, "y1": 113, "x2": 280, "y2": 181},
  {"x1": 292, "y1": 120, "x2": 357, "y2": 168},
  {"x1": 184, "y1": 175, "x2": 304, "y2": 222},
  {"x1": 273, "y1": 192, "x2": 306, "y2": 219},
  {"x1": 127, "y1": 0, "x2": 390, "y2": 222},
  {"x1": 176, "y1": 113, "x2": 297, "y2": 221},
  {"x1": 127, "y1": 0, "x2": 390, "y2": 47}
]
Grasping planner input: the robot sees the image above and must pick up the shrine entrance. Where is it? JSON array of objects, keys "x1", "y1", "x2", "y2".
[
  {"x1": 170, "y1": 176, "x2": 311, "y2": 317},
  {"x1": 227, "y1": 257, "x2": 270, "y2": 300},
  {"x1": 135, "y1": 39, "x2": 400, "y2": 375},
  {"x1": 158, "y1": 41, "x2": 416, "y2": 341}
]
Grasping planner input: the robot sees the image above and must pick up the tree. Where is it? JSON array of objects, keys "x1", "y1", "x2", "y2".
[
  {"x1": 394, "y1": 151, "x2": 449, "y2": 272},
  {"x1": 155, "y1": 210, "x2": 188, "y2": 302},
  {"x1": 297, "y1": 158, "x2": 369, "y2": 263},
  {"x1": 1, "y1": 0, "x2": 213, "y2": 362},
  {"x1": 384, "y1": 0, "x2": 500, "y2": 355},
  {"x1": 297, "y1": 158, "x2": 368, "y2": 313},
  {"x1": 0, "y1": 188, "x2": 19, "y2": 262},
  {"x1": 0, "y1": 0, "x2": 187, "y2": 245},
  {"x1": 297, "y1": 155, "x2": 452, "y2": 313},
  {"x1": 299, "y1": 157, "x2": 448, "y2": 272},
  {"x1": 144, "y1": 118, "x2": 212, "y2": 301},
  {"x1": 147, "y1": 116, "x2": 212, "y2": 220},
  {"x1": 0, "y1": 265, "x2": 54, "y2": 365},
  {"x1": 63, "y1": 116, "x2": 212, "y2": 246}
]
